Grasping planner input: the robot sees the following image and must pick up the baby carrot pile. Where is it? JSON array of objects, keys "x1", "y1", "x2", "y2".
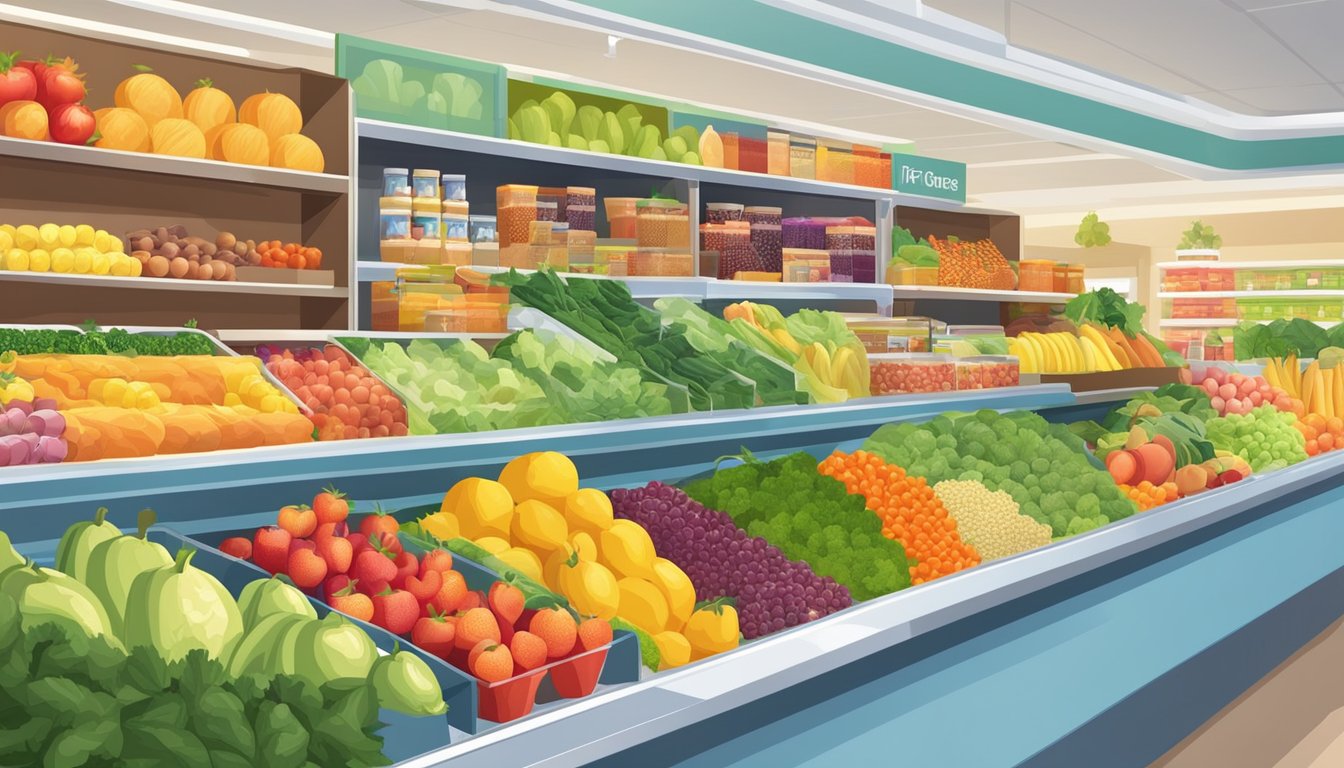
[
  {"x1": 818, "y1": 450, "x2": 980, "y2": 584},
  {"x1": 1118, "y1": 481, "x2": 1179, "y2": 511}
]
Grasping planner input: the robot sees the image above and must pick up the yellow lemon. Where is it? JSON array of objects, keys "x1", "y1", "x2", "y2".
[
  {"x1": 28, "y1": 249, "x2": 50, "y2": 272},
  {"x1": 109, "y1": 254, "x2": 132, "y2": 276},
  {"x1": 0, "y1": 230, "x2": 11, "y2": 252},
  {"x1": 498, "y1": 451, "x2": 579, "y2": 503},
  {"x1": 92, "y1": 230, "x2": 111, "y2": 253},
  {"x1": 651, "y1": 630, "x2": 691, "y2": 670},
  {"x1": 616, "y1": 577, "x2": 669, "y2": 633},
  {"x1": 599, "y1": 519, "x2": 657, "y2": 579},
  {"x1": 569, "y1": 531, "x2": 597, "y2": 562},
  {"x1": 650, "y1": 557, "x2": 696, "y2": 630},
  {"x1": 494, "y1": 547, "x2": 544, "y2": 583},
  {"x1": 474, "y1": 536, "x2": 511, "y2": 555},
  {"x1": 560, "y1": 559, "x2": 620, "y2": 620},
  {"x1": 128, "y1": 256, "x2": 143, "y2": 277},
  {"x1": 418, "y1": 512, "x2": 460, "y2": 542},
  {"x1": 511, "y1": 498, "x2": 568, "y2": 553},
  {"x1": 15, "y1": 225, "x2": 38, "y2": 250},
  {"x1": 57, "y1": 224, "x2": 77, "y2": 248},
  {"x1": 50, "y1": 247, "x2": 75, "y2": 274},
  {"x1": 73, "y1": 248, "x2": 94, "y2": 274},
  {"x1": 107, "y1": 236, "x2": 125, "y2": 254},
  {"x1": 684, "y1": 599, "x2": 740, "y2": 660},
  {"x1": 6, "y1": 249, "x2": 29, "y2": 271},
  {"x1": 74, "y1": 224, "x2": 96, "y2": 246},
  {"x1": 0, "y1": 224, "x2": 13, "y2": 239},
  {"x1": 91, "y1": 251, "x2": 111, "y2": 275},
  {"x1": 564, "y1": 487, "x2": 614, "y2": 534},
  {"x1": 440, "y1": 477, "x2": 514, "y2": 539},
  {"x1": 37, "y1": 223, "x2": 59, "y2": 248}
]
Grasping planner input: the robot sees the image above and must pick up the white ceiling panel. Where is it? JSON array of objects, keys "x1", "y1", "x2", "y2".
[
  {"x1": 1252, "y1": 0, "x2": 1344, "y2": 82},
  {"x1": 970, "y1": 156, "x2": 1186, "y2": 194},
  {"x1": 1194, "y1": 84, "x2": 1344, "y2": 114}
]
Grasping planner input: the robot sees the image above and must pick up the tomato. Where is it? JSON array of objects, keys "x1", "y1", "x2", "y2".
[
  {"x1": 38, "y1": 66, "x2": 85, "y2": 110},
  {"x1": 0, "y1": 52, "x2": 37, "y2": 108},
  {"x1": 48, "y1": 103, "x2": 95, "y2": 145}
]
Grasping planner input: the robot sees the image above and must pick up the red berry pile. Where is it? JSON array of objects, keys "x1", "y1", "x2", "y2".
[{"x1": 871, "y1": 358, "x2": 956, "y2": 395}]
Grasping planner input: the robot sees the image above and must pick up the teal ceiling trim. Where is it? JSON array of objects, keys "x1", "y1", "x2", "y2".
[{"x1": 568, "y1": 0, "x2": 1344, "y2": 171}]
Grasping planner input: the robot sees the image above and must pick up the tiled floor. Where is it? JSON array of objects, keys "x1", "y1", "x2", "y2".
[{"x1": 1153, "y1": 616, "x2": 1344, "y2": 768}]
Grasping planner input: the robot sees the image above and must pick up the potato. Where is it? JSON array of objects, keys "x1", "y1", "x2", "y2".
[
  {"x1": 182, "y1": 243, "x2": 199, "y2": 259},
  {"x1": 169, "y1": 224, "x2": 187, "y2": 238},
  {"x1": 147, "y1": 254, "x2": 170, "y2": 277},
  {"x1": 201, "y1": 242, "x2": 217, "y2": 257},
  {"x1": 168, "y1": 256, "x2": 188, "y2": 279},
  {"x1": 216, "y1": 231, "x2": 236, "y2": 250},
  {"x1": 155, "y1": 226, "x2": 170, "y2": 242},
  {"x1": 222, "y1": 262, "x2": 236, "y2": 281},
  {"x1": 159, "y1": 241, "x2": 180, "y2": 260},
  {"x1": 233, "y1": 241, "x2": 248, "y2": 257},
  {"x1": 135, "y1": 236, "x2": 153, "y2": 252},
  {"x1": 246, "y1": 249, "x2": 261, "y2": 266}
]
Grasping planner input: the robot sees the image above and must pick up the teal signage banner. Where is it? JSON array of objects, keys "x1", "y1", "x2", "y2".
[{"x1": 892, "y1": 155, "x2": 966, "y2": 203}]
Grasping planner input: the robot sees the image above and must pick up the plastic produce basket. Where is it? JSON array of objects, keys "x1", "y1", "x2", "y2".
[
  {"x1": 868, "y1": 353, "x2": 957, "y2": 395},
  {"x1": 336, "y1": 33, "x2": 506, "y2": 138},
  {"x1": 144, "y1": 527, "x2": 474, "y2": 757}
]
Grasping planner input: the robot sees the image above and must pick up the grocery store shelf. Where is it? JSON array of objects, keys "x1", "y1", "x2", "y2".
[
  {"x1": 1160, "y1": 290, "x2": 1344, "y2": 299},
  {"x1": 1158, "y1": 260, "x2": 1344, "y2": 270},
  {"x1": 1070, "y1": 386, "x2": 1159, "y2": 406},
  {"x1": 357, "y1": 118, "x2": 998, "y2": 212},
  {"x1": 0, "y1": 270, "x2": 351, "y2": 298},
  {"x1": 213, "y1": 329, "x2": 344, "y2": 343},
  {"x1": 406, "y1": 447, "x2": 1344, "y2": 768},
  {"x1": 1159, "y1": 318, "x2": 1334, "y2": 328},
  {"x1": 891, "y1": 285, "x2": 1077, "y2": 303},
  {"x1": 0, "y1": 135, "x2": 350, "y2": 195}
]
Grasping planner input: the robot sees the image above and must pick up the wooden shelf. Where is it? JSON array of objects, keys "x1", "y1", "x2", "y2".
[{"x1": 0, "y1": 271, "x2": 349, "y2": 298}]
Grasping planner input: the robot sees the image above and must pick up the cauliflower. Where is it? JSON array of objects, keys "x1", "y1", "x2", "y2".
[{"x1": 933, "y1": 480, "x2": 1052, "y2": 561}]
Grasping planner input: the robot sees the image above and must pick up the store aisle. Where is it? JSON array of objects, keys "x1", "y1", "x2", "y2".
[{"x1": 1152, "y1": 616, "x2": 1344, "y2": 768}]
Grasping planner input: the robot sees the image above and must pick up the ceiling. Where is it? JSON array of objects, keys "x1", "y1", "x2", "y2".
[
  {"x1": 925, "y1": 0, "x2": 1344, "y2": 116},
  {"x1": 9, "y1": 0, "x2": 1344, "y2": 218}
]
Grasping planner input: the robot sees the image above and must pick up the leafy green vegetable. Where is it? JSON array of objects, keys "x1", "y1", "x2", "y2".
[
  {"x1": 864, "y1": 410, "x2": 1136, "y2": 537},
  {"x1": 1178, "y1": 220, "x2": 1222, "y2": 250},
  {"x1": 1233, "y1": 319, "x2": 1330, "y2": 360},
  {"x1": 653, "y1": 298, "x2": 806, "y2": 406},
  {"x1": 682, "y1": 451, "x2": 911, "y2": 600},
  {"x1": 1064, "y1": 288, "x2": 1145, "y2": 336},
  {"x1": 1101, "y1": 384, "x2": 1215, "y2": 431},
  {"x1": 0, "y1": 325, "x2": 214, "y2": 357}
]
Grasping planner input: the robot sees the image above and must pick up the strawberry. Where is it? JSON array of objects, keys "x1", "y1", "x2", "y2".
[
  {"x1": 329, "y1": 580, "x2": 374, "y2": 623},
  {"x1": 288, "y1": 537, "x2": 316, "y2": 554},
  {"x1": 288, "y1": 548, "x2": 328, "y2": 589},
  {"x1": 404, "y1": 568, "x2": 442, "y2": 605},
  {"x1": 375, "y1": 531, "x2": 404, "y2": 557},
  {"x1": 429, "y1": 569, "x2": 468, "y2": 615},
  {"x1": 277, "y1": 504, "x2": 317, "y2": 538},
  {"x1": 313, "y1": 521, "x2": 349, "y2": 544},
  {"x1": 313, "y1": 485, "x2": 350, "y2": 525},
  {"x1": 412, "y1": 608, "x2": 457, "y2": 658},
  {"x1": 577, "y1": 617, "x2": 613, "y2": 652},
  {"x1": 348, "y1": 532, "x2": 372, "y2": 557},
  {"x1": 419, "y1": 549, "x2": 453, "y2": 577},
  {"x1": 316, "y1": 534, "x2": 353, "y2": 575},
  {"x1": 351, "y1": 548, "x2": 397, "y2": 595},
  {"x1": 323, "y1": 573, "x2": 352, "y2": 600},
  {"x1": 358, "y1": 505, "x2": 399, "y2": 540},
  {"x1": 459, "y1": 590, "x2": 484, "y2": 612},
  {"x1": 488, "y1": 581, "x2": 524, "y2": 626},
  {"x1": 218, "y1": 537, "x2": 252, "y2": 560},
  {"x1": 496, "y1": 611, "x2": 515, "y2": 645},
  {"x1": 252, "y1": 526, "x2": 292, "y2": 574},
  {"x1": 371, "y1": 588, "x2": 419, "y2": 635},
  {"x1": 391, "y1": 550, "x2": 419, "y2": 589},
  {"x1": 510, "y1": 630, "x2": 548, "y2": 671}
]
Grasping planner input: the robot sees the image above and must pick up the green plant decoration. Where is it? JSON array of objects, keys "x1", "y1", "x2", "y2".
[
  {"x1": 1075, "y1": 211, "x2": 1111, "y2": 248},
  {"x1": 1178, "y1": 220, "x2": 1222, "y2": 250}
]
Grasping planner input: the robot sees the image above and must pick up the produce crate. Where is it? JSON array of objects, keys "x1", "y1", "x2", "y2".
[
  {"x1": 336, "y1": 34, "x2": 506, "y2": 138},
  {"x1": 144, "y1": 527, "x2": 473, "y2": 756}
]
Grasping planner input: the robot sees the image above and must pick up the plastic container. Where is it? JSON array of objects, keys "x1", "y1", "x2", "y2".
[
  {"x1": 1051, "y1": 263, "x2": 1069, "y2": 293},
  {"x1": 395, "y1": 267, "x2": 465, "y2": 330},
  {"x1": 722, "y1": 132, "x2": 740, "y2": 170},
  {"x1": 751, "y1": 223, "x2": 783, "y2": 273},
  {"x1": 629, "y1": 248, "x2": 694, "y2": 277},
  {"x1": 439, "y1": 173, "x2": 466, "y2": 201},
  {"x1": 869, "y1": 353, "x2": 957, "y2": 395},
  {"x1": 604, "y1": 197, "x2": 639, "y2": 239},
  {"x1": 1018, "y1": 259, "x2": 1055, "y2": 293},
  {"x1": 412, "y1": 169, "x2": 439, "y2": 199},
  {"x1": 955, "y1": 355, "x2": 1020, "y2": 390},
  {"x1": 496, "y1": 184, "x2": 538, "y2": 209},
  {"x1": 738, "y1": 135, "x2": 768, "y2": 174},
  {"x1": 566, "y1": 205, "x2": 596, "y2": 232},
  {"x1": 782, "y1": 217, "x2": 828, "y2": 250},
  {"x1": 1067, "y1": 264, "x2": 1085, "y2": 294},
  {"x1": 535, "y1": 201, "x2": 558, "y2": 223},
  {"x1": 423, "y1": 301, "x2": 509, "y2": 333},
  {"x1": 498, "y1": 205, "x2": 536, "y2": 248},
  {"x1": 782, "y1": 248, "x2": 831, "y2": 282},
  {"x1": 382, "y1": 167, "x2": 412, "y2": 197},
  {"x1": 469, "y1": 215, "x2": 497, "y2": 244},
  {"x1": 567, "y1": 186, "x2": 596, "y2": 207},
  {"x1": 767, "y1": 129, "x2": 789, "y2": 175},
  {"x1": 706, "y1": 202, "x2": 744, "y2": 224},
  {"x1": 442, "y1": 213, "x2": 469, "y2": 243},
  {"x1": 636, "y1": 199, "x2": 689, "y2": 248},
  {"x1": 744, "y1": 206, "x2": 783, "y2": 226},
  {"x1": 844, "y1": 315, "x2": 934, "y2": 354},
  {"x1": 701, "y1": 222, "x2": 761, "y2": 280},
  {"x1": 829, "y1": 250, "x2": 854, "y2": 283},
  {"x1": 789, "y1": 135, "x2": 817, "y2": 179}
]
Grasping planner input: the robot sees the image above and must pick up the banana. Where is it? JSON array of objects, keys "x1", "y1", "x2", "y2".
[
  {"x1": 1010, "y1": 339, "x2": 1035, "y2": 373},
  {"x1": 1078, "y1": 335, "x2": 1099, "y2": 372},
  {"x1": 1323, "y1": 368, "x2": 1336, "y2": 419},
  {"x1": 1087, "y1": 336, "x2": 1114, "y2": 371},
  {"x1": 811, "y1": 343, "x2": 833, "y2": 387},
  {"x1": 1303, "y1": 361, "x2": 1318, "y2": 415},
  {"x1": 1027, "y1": 334, "x2": 1054, "y2": 372},
  {"x1": 1080, "y1": 325, "x2": 1123, "y2": 370},
  {"x1": 1264, "y1": 358, "x2": 1284, "y2": 391},
  {"x1": 773, "y1": 327, "x2": 802, "y2": 357},
  {"x1": 831, "y1": 346, "x2": 856, "y2": 395},
  {"x1": 1048, "y1": 334, "x2": 1073, "y2": 372},
  {"x1": 1287, "y1": 354, "x2": 1300, "y2": 396},
  {"x1": 1333, "y1": 364, "x2": 1344, "y2": 418},
  {"x1": 1065, "y1": 334, "x2": 1086, "y2": 372}
]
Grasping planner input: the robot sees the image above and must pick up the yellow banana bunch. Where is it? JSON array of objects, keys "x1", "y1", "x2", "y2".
[{"x1": 1010, "y1": 331, "x2": 1118, "y2": 374}]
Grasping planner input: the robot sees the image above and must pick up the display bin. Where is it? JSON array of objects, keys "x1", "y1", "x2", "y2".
[
  {"x1": 336, "y1": 34, "x2": 505, "y2": 138},
  {"x1": 135, "y1": 527, "x2": 474, "y2": 753},
  {"x1": 508, "y1": 76, "x2": 670, "y2": 153},
  {"x1": 955, "y1": 355, "x2": 1020, "y2": 390}
]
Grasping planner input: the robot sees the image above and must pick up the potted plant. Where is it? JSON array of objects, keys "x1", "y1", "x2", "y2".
[
  {"x1": 1176, "y1": 220, "x2": 1222, "y2": 261},
  {"x1": 1074, "y1": 212, "x2": 1111, "y2": 248}
]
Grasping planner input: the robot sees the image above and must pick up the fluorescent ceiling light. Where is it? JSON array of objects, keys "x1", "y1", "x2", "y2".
[
  {"x1": 104, "y1": 0, "x2": 333, "y2": 47},
  {"x1": 0, "y1": 2, "x2": 250, "y2": 57}
]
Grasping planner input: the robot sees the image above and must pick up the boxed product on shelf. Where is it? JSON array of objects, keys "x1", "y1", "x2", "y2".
[
  {"x1": 783, "y1": 217, "x2": 828, "y2": 250},
  {"x1": 338, "y1": 33, "x2": 506, "y2": 137},
  {"x1": 371, "y1": 280, "x2": 398, "y2": 331},
  {"x1": 888, "y1": 264, "x2": 939, "y2": 285},
  {"x1": 423, "y1": 299, "x2": 509, "y2": 333},
  {"x1": 1019, "y1": 259, "x2": 1055, "y2": 293},
  {"x1": 629, "y1": 248, "x2": 694, "y2": 277},
  {"x1": 395, "y1": 266, "x2": 468, "y2": 330},
  {"x1": 1166, "y1": 297, "x2": 1237, "y2": 319},
  {"x1": 782, "y1": 248, "x2": 832, "y2": 282},
  {"x1": 869, "y1": 353, "x2": 956, "y2": 395},
  {"x1": 1163, "y1": 266, "x2": 1235, "y2": 292},
  {"x1": 768, "y1": 129, "x2": 789, "y2": 175},
  {"x1": 816, "y1": 138, "x2": 855, "y2": 185},
  {"x1": 706, "y1": 202, "x2": 745, "y2": 224},
  {"x1": 931, "y1": 235, "x2": 1015, "y2": 290},
  {"x1": 844, "y1": 315, "x2": 935, "y2": 354},
  {"x1": 605, "y1": 197, "x2": 639, "y2": 239},
  {"x1": 789, "y1": 135, "x2": 817, "y2": 179},
  {"x1": 701, "y1": 222, "x2": 762, "y2": 279},
  {"x1": 636, "y1": 199, "x2": 691, "y2": 248},
  {"x1": 593, "y1": 245, "x2": 632, "y2": 276}
]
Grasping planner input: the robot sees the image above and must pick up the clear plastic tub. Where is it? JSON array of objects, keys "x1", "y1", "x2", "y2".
[
  {"x1": 469, "y1": 215, "x2": 497, "y2": 244},
  {"x1": 636, "y1": 199, "x2": 690, "y2": 248},
  {"x1": 706, "y1": 203, "x2": 744, "y2": 224},
  {"x1": 887, "y1": 264, "x2": 939, "y2": 286},
  {"x1": 629, "y1": 248, "x2": 694, "y2": 277},
  {"x1": 423, "y1": 301, "x2": 508, "y2": 333},
  {"x1": 869, "y1": 353, "x2": 957, "y2": 395},
  {"x1": 441, "y1": 173, "x2": 467, "y2": 202},
  {"x1": 701, "y1": 222, "x2": 761, "y2": 280},
  {"x1": 844, "y1": 315, "x2": 934, "y2": 354},
  {"x1": 955, "y1": 355, "x2": 1020, "y2": 390},
  {"x1": 1018, "y1": 259, "x2": 1055, "y2": 293},
  {"x1": 744, "y1": 206, "x2": 783, "y2": 226},
  {"x1": 498, "y1": 205, "x2": 536, "y2": 248},
  {"x1": 566, "y1": 205, "x2": 596, "y2": 233},
  {"x1": 782, "y1": 248, "x2": 831, "y2": 282},
  {"x1": 496, "y1": 184, "x2": 538, "y2": 209},
  {"x1": 605, "y1": 197, "x2": 639, "y2": 239}
]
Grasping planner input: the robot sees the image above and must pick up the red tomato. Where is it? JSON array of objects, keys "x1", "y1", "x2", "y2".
[
  {"x1": 38, "y1": 66, "x2": 85, "y2": 110},
  {"x1": 48, "y1": 103, "x2": 95, "y2": 145},
  {"x1": 0, "y1": 52, "x2": 37, "y2": 107}
]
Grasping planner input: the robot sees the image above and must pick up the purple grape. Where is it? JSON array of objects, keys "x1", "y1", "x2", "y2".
[{"x1": 610, "y1": 482, "x2": 851, "y2": 640}]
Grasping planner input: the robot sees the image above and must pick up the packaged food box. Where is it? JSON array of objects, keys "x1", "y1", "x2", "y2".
[
  {"x1": 629, "y1": 248, "x2": 693, "y2": 277},
  {"x1": 844, "y1": 315, "x2": 934, "y2": 354},
  {"x1": 1019, "y1": 259, "x2": 1055, "y2": 293},
  {"x1": 888, "y1": 264, "x2": 938, "y2": 286},
  {"x1": 869, "y1": 353, "x2": 956, "y2": 395},
  {"x1": 705, "y1": 202, "x2": 744, "y2": 224}
]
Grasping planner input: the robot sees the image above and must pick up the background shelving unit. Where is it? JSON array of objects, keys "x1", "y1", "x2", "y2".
[{"x1": 0, "y1": 19, "x2": 354, "y2": 332}]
